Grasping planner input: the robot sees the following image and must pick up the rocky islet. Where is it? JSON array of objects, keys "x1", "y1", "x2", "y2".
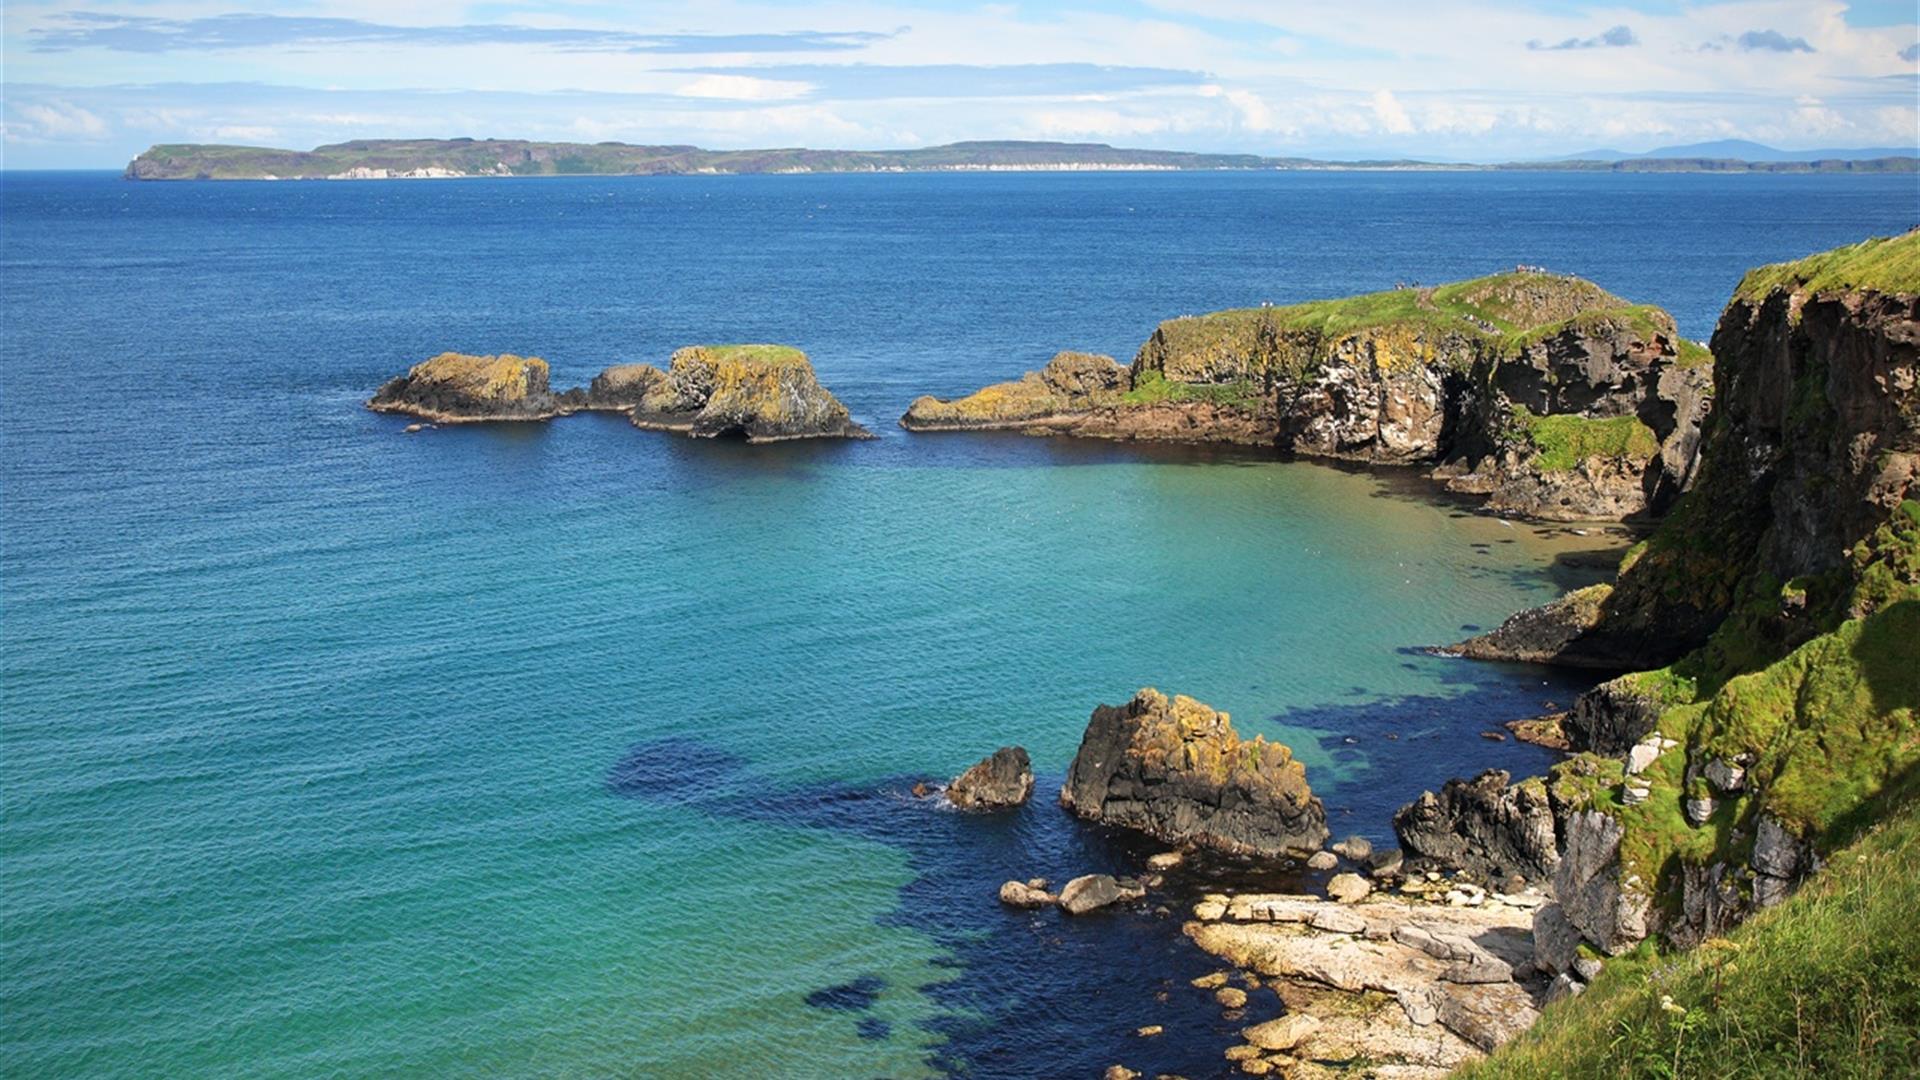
[{"x1": 367, "y1": 344, "x2": 872, "y2": 441}]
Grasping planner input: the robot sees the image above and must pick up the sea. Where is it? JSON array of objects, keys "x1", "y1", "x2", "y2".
[{"x1": 3, "y1": 168, "x2": 1914, "y2": 1078}]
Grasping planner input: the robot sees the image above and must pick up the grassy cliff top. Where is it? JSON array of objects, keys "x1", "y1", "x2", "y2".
[
  {"x1": 409, "y1": 351, "x2": 546, "y2": 383},
  {"x1": 671, "y1": 344, "x2": 810, "y2": 367},
  {"x1": 1143, "y1": 271, "x2": 1697, "y2": 375},
  {"x1": 1734, "y1": 229, "x2": 1920, "y2": 299}
]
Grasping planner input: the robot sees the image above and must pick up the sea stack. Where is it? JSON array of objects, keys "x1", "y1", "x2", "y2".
[
  {"x1": 368, "y1": 352, "x2": 579, "y2": 422},
  {"x1": 628, "y1": 345, "x2": 873, "y2": 441},
  {"x1": 1061, "y1": 688, "x2": 1328, "y2": 857}
]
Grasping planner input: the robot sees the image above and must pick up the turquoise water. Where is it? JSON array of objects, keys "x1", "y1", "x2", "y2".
[{"x1": 4, "y1": 170, "x2": 1915, "y2": 1077}]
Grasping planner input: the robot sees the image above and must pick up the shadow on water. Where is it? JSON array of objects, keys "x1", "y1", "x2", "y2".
[{"x1": 604, "y1": 652, "x2": 1604, "y2": 1078}]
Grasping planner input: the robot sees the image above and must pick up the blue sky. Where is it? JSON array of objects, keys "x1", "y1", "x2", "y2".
[{"x1": 3, "y1": 1, "x2": 1916, "y2": 167}]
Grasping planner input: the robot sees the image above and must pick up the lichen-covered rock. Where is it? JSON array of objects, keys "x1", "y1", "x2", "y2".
[
  {"x1": 1392, "y1": 770, "x2": 1561, "y2": 884},
  {"x1": 630, "y1": 345, "x2": 872, "y2": 441},
  {"x1": 900, "y1": 351, "x2": 1131, "y2": 430},
  {"x1": 368, "y1": 352, "x2": 579, "y2": 422},
  {"x1": 946, "y1": 746, "x2": 1034, "y2": 809},
  {"x1": 584, "y1": 363, "x2": 666, "y2": 409},
  {"x1": 1060, "y1": 688, "x2": 1329, "y2": 857},
  {"x1": 904, "y1": 270, "x2": 1711, "y2": 521}
]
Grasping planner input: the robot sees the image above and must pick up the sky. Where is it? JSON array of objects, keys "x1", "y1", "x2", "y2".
[{"x1": 3, "y1": 1, "x2": 1917, "y2": 167}]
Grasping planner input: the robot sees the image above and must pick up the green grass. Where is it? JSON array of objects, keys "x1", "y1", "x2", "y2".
[
  {"x1": 1119, "y1": 369, "x2": 1264, "y2": 410},
  {"x1": 1460, "y1": 787, "x2": 1920, "y2": 1079},
  {"x1": 1509, "y1": 406, "x2": 1661, "y2": 471},
  {"x1": 677, "y1": 344, "x2": 809, "y2": 367},
  {"x1": 1734, "y1": 230, "x2": 1920, "y2": 300}
]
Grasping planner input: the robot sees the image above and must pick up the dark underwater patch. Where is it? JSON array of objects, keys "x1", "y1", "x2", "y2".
[{"x1": 807, "y1": 976, "x2": 885, "y2": 1012}]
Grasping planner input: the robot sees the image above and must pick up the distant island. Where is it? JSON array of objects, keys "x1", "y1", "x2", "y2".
[{"x1": 124, "y1": 138, "x2": 1919, "y2": 180}]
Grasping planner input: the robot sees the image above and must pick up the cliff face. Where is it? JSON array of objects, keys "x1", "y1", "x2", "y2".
[
  {"x1": 368, "y1": 352, "x2": 578, "y2": 422},
  {"x1": 1420, "y1": 231, "x2": 1920, "y2": 994},
  {"x1": 1060, "y1": 688, "x2": 1329, "y2": 857},
  {"x1": 903, "y1": 272, "x2": 1713, "y2": 521},
  {"x1": 629, "y1": 345, "x2": 873, "y2": 441}
]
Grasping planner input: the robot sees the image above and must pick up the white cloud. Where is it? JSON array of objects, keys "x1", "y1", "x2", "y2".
[
  {"x1": 1370, "y1": 89, "x2": 1414, "y2": 134},
  {"x1": 673, "y1": 74, "x2": 814, "y2": 101},
  {"x1": 11, "y1": 100, "x2": 109, "y2": 139}
]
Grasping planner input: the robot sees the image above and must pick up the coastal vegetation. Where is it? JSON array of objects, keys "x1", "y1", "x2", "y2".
[{"x1": 906, "y1": 269, "x2": 1712, "y2": 521}]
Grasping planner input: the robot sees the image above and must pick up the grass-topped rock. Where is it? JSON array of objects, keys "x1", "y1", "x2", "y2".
[
  {"x1": 628, "y1": 345, "x2": 872, "y2": 442},
  {"x1": 1060, "y1": 687, "x2": 1329, "y2": 858},
  {"x1": 368, "y1": 352, "x2": 578, "y2": 422},
  {"x1": 368, "y1": 344, "x2": 870, "y2": 440},
  {"x1": 903, "y1": 269, "x2": 1713, "y2": 521}
]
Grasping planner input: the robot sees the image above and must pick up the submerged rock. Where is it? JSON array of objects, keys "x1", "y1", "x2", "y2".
[
  {"x1": 1060, "y1": 688, "x2": 1329, "y2": 858},
  {"x1": 946, "y1": 746, "x2": 1034, "y2": 809},
  {"x1": 368, "y1": 352, "x2": 579, "y2": 422},
  {"x1": 629, "y1": 344, "x2": 872, "y2": 441}
]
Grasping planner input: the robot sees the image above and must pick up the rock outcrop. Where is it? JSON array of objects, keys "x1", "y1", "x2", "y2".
[
  {"x1": 368, "y1": 352, "x2": 580, "y2": 422},
  {"x1": 946, "y1": 746, "x2": 1034, "y2": 809},
  {"x1": 1185, "y1": 888, "x2": 1552, "y2": 1076},
  {"x1": 629, "y1": 345, "x2": 872, "y2": 441},
  {"x1": 902, "y1": 271, "x2": 1713, "y2": 521},
  {"x1": 901, "y1": 351, "x2": 1132, "y2": 430},
  {"x1": 1060, "y1": 688, "x2": 1329, "y2": 857},
  {"x1": 1392, "y1": 770, "x2": 1561, "y2": 885},
  {"x1": 1439, "y1": 231, "x2": 1920, "y2": 980},
  {"x1": 584, "y1": 363, "x2": 667, "y2": 409}
]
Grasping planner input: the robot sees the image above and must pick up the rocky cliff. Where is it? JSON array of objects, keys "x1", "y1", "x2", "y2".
[
  {"x1": 1410, "y1": 230, "x2": 1919, "y2": 999},
  {"x1": 1060, "y1": 688, "x2": 1329, "y2": 857},
  {"x1": 368, "y1": 352, "x2": 580, "y2": 422},
  {"x1": 903, "y1": 271, "x2": 1712, "y2": 521},
  {"x1": 629, "y1": 345, "x2": 873, "y2": 442}
]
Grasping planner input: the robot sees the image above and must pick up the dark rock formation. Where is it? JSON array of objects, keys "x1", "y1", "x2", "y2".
[
  {"x1": 368, "y1": 352, "x2": 580, "y2": 422},
  {"x1": 902, "y1": 271, "x2": 1712, "y2": 521},
  {"x1": 946, "y1": 746, "x2": 1034, "y2": 809},
  {"x1": 1564, "y1": 677, "x2": 1661, "y2": 754},
  {"x1": 1456, "y1": 234, "x2": 1920, "y2": 670},
  {"x1": 629, "y1": 345, "x2": 872, "y2": 441},
  {"x1": 1060, "y1": 688, "x2": 1329, "y2": 858},
  {"x1": 584, "y1": 363, "x2": 666, "y2": 409},
  {"x1": 1392, "y1": 770, "x2": 1561, "y2": 884}
]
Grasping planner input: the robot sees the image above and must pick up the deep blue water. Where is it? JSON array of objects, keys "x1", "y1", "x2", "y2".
[{"x1": 3, "y1": 168, "x2": 1915, "y2": 1078}]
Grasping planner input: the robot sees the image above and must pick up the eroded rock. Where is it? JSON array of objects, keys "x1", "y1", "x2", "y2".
[
  {"x1": 1061, "y1": 688, "x2": 1329, "y2": 857},
  {"x1": 946, "y1": 746, "x2": 1034, "y2": 809}
]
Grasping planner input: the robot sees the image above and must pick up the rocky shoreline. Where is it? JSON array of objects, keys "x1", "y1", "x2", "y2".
[{"x1": 929, "y1": 230, "x2": 1918, "y2": 1078}]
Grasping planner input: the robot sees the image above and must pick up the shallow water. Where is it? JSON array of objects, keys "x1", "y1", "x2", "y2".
[{"x1": 3, "y1": 169, "x2": 1913, "y2": 1076}]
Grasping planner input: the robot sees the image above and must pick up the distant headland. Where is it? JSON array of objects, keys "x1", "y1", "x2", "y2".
[{"x1": 124, "y1": 138, "x2": 1919, "y2": 180}]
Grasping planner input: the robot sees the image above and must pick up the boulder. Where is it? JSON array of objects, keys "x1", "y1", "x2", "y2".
[
  {"x1": 998, "y1": 880, "x2": 1056, "y2": 908},
  {"x1": 1331, "y1": 835, "x2": 1373, "y2": 862},
  {"x1": 1060, "y1": 688, "x2": 1329, "y2": 857},
  {"x1": 1392, "y1": 770, "x2": 1561, "y2": 884},
  {"x1": 1057, "y1": 874, "x2": 1142, "y2": 915},
  {"x1": 946, "y1": 746, "x2": 1034, "y2": 809},
  {"x1": 1326, "y1": 873, "x2": 1371, "y2": 904},
  {"x1": 1243, "y1": 1014, "x2": 1319, "y2": 1052},
  {"x1": 1306, "y1": 851, "x2": 1338, "y2": 871}
]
